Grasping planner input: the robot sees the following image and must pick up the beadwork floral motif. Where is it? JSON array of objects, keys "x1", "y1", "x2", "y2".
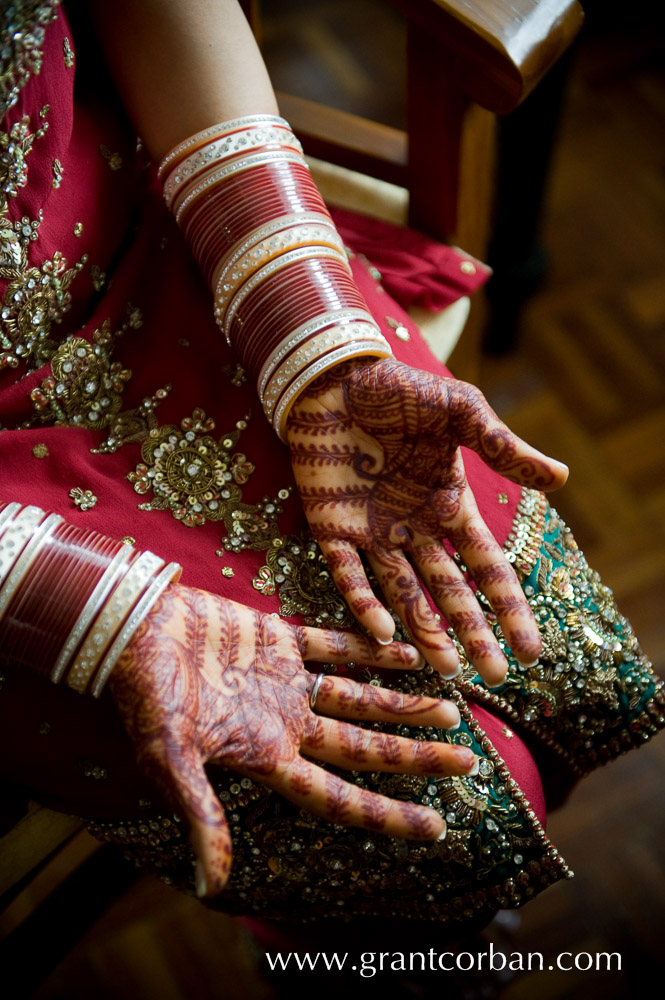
[{"x1": 127, "y1": 408, "x2": 256, "y2": 528}]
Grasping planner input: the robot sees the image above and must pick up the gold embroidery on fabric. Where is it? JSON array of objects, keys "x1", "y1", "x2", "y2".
[
  {"x1": 253, "y1": 533, "x2": 354, "y2": 627},
  {"x1": 0, "y1": 113, "x2": 47, "y2": 215},
  {"x1": 1, "y1": 104, "x2": 91, "y2": 372},
  {"x1": 62, "y1": 36, "x2": 73, "y2": 68},
  {"x1": 127, "y1": 407, "x2": 259, "y2": 528},
  {"x1": 223, "y1": 362, "x2": 248, "y2": 387},
  {"x1": 221, "y1": 491, "x2": 290, "y2": 553},
  {"x1": 79, "y1": 759, "x2": 108, "y2": 781},
  {"x1": 1, "y1": 248, "x2": 86, "y2": 370},
  {"x1": 31, "y1": 324, "x2": 131, "y2": 427},
  {"x1": 92, "y1": 385, "x2": 170, "y2": 454},
  {"x1": 51, "y1": 155, "x2": 62, "y2": 187},
  {"x1": 69, "y1": 486, "x2": 97, "y2": 510},
  {"x1": 0, "y1": 2, "x2": 59, "y2": 118},
  {"x1": 456, "y1": 489, "x2": 665, "y2": 775},
  {"x1": 31, "y1": 441, "x2": 48, "y2": 457}
]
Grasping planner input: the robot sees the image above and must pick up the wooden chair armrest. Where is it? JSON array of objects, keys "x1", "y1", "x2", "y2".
[{"x1": 386, "y1": 0, "x2": 584, "y2": 112}]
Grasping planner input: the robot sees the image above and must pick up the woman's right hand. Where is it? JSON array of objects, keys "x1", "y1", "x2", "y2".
[{"x1": 109, "y1": 582, "x2": 474, "y2": 897}]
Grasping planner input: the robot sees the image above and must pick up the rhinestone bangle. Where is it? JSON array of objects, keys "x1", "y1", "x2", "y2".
[
  {"x1": 65, "y1": 550, "x2": 165, "y2": 694},
  {"x1": 90, "y1": 561, "x2": 183, "y2": 698}
]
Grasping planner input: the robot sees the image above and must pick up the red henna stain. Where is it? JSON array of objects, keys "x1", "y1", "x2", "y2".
[
  {"x1": 376, "y1": 733, "x2": 403, "y2": 767},
  {"x1": 359, "y1": 795, "x2": 389, "y2": 832},
  {"x1": 288, "y1": 759, "x2": 313, "y2": 797},
  {"x1": 324, "y1": 773, "x2": 353, "y2": 824},
  {"x1": 398, "y1": 800, "x2": 439, "y2": 839}
]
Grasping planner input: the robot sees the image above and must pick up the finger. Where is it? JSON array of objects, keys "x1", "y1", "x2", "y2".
[
  {"x1": 302, "y1": 713, "x2": 475, "y2": 776},
  {"x1": 141, "y1": 738, "x2": 233, "y2": 899},
  {"x1": 305, "y1": 672, "x2": 461, "y2": 729},
  {"x1": 317, "y1": 536, "x2": 396, "y2": 643},
  {"x1": 367, "y1": 546, "x2": 461, "y2": 676},
  {"x1": 448, "y1": 381, "x2": 569, "y2": 491},
  {"x1": 412, "y1": 542, "x2": 509, "y2": 686},
  {"x1": 298, "y1": 626, "x2": 424, "y2": 671},
  {"x1": 273, "y1": 755, "x2": 447, "y2": 840},
  {"x1": 447, "y1": 512, "x2": 542, "y2": 672}
]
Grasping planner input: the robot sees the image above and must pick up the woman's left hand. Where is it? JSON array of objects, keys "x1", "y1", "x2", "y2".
[{"x1": 287, "y1": 357, "x2": 568, "y2": 686}]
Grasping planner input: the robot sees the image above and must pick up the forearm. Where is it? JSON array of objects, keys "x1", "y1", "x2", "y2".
[
  {"x1": 90, "y1": 1, "x2": 391, "y2": 436},
  {"x1": 88, "y1": 0, "x2": 279, "y2": 159}
]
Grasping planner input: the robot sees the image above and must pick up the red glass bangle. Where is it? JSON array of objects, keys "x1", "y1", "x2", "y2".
[
  {"x1": 231, "y1": 258, "x2": 365, "y2": 372},
  {"x1": 0, "y1": 521, "x2": 125, "y2": 677}
]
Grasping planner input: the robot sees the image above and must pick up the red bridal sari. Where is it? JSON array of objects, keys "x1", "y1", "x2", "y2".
[{"x1": 0, "y1": 1, "x2": 662, "y2": 926}]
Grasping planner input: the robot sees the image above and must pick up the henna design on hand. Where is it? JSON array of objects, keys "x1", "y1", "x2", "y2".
[
  {"x1": 287, "y1": 358, "x2": 568, "y2": 682},
  {"x1": 109, "y1": 583, "x2": 474, "y2": 897}
]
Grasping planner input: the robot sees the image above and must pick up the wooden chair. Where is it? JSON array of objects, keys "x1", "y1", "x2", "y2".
[{"x1": 243, "y1": 0, "x2": 584, "y2": 381}]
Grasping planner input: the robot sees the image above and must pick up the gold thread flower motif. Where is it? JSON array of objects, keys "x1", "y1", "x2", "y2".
[
  {"x1": 253, "y1": 531, "x2": 353, "y2": 626},
  {"x1": 1, "y1": 250, "x2": 86, "y2": 370},
  {"x1": 127, "y1": 408, "x2": 255, "y2": 527},
  {"x1": 31, "y1": 325, "x2": 132, "y2": 428}
]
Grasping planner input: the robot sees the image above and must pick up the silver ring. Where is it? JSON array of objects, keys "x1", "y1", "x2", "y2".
[{"x1": 309, "y1": 672, "x2": 325, "y2": 711}]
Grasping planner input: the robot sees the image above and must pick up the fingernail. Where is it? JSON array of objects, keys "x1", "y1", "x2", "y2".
[
  {"x1": 446, "y1": 707, "x2": 461, "y2": 730},
  {"x1": 464, "y1": 755, "x2": 480, "y2": 777},
  {"x1": 517, "y1": 658, "x2": 539, "y2": 669},
  {"x1": 437, "y1": 822, "x2": 448, "y2": 842},
  {"x1": 195, "y1": 860, "x2": 207, "y2": 899},
  {"x1": 375, "y1": 635, "x2": 393, "y2": 646},
  {"x1": 442, "y1": 661, "x2": 462, "y2": 679}
]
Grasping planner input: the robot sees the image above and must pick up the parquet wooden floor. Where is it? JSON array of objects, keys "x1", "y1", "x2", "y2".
[{"x1": 24, "y1": 4, "x2": 665, "y2": 999}]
